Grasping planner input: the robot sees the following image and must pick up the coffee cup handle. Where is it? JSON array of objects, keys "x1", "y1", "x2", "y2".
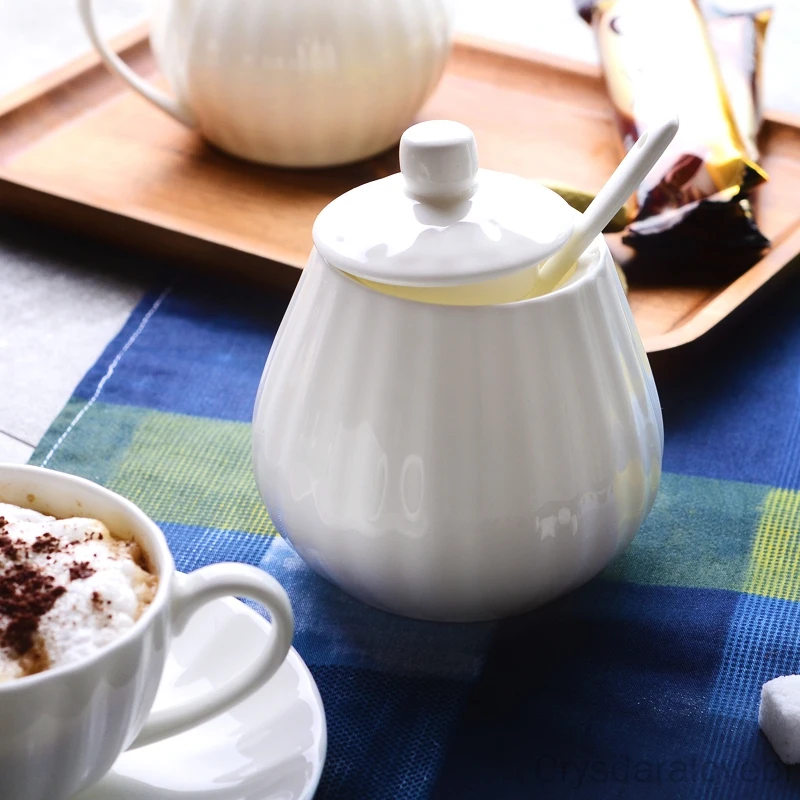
[
  {"x1": 77, "y1": 0, "x2": 197, "y2": 128},
  {"x1": 130, "y1": 563, "x2": 294, "y2": 749}
]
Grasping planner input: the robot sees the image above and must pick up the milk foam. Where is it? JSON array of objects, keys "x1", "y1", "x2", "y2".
[{"x1": 0, "y1": 503, "x2": 157, "y2": 682}]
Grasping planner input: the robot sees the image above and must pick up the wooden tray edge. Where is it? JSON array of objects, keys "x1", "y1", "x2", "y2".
[
  {"x1": 0, "y1": 168, "x2": 307, "y2": 268},
  {"x1": 0, "y1": 178, "x2": 301, "y2": 291},
  {"x1": 642, "y1": 222, "x2": 800, "y2": 353}
]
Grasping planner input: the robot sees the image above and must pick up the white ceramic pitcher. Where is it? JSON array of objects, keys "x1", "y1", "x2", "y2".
[
  {"x1": 78, "y1": 0, "x2": 455, "y2": 167},
  {"x1": 252, "y1": 121, "x2": 663, "y2": 621}
]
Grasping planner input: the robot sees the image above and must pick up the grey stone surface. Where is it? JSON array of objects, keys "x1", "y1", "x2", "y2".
[
  {"x1": 0, "y1": 0, "x2": 153, "y2": 96},
  {"x1": 0, "y1": 219, "x2": 147, "y2": 462},
  {"x1": 0, "y1": 432, "x2": 34, "y2": 465},
  {"x1": 0, "y1": 0, "x2": 798, "y2": 465}
]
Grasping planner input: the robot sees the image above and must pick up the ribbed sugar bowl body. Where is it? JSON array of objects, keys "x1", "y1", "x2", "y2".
[{"x1": 252, "y1": 122, "x2": 663, "y2": 620}]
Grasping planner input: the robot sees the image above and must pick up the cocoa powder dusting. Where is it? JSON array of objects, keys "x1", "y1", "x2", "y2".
[
  {"x1": 0, "y1": 563, "x2": 66, "y2": 655},
  {"x1": 0, "y1": 534, "x2": 19, "y2": 562},
  {"x1": 69, "y1": 562, "x2": 95, "y2": 581},
  {"x1": 31, "y1": 533, "x2": 61, "y2": 554},
  {"x1": 3, "y1": 618, "x2": 36, "y2": 656},
  {"x1": 91, "y1": 591, "x2": 103, "y2": 612}
]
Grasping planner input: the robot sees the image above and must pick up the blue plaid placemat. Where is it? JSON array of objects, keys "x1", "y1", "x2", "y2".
[{"x1": 31, "y1": 270, "x2": 800, "y2": 799}]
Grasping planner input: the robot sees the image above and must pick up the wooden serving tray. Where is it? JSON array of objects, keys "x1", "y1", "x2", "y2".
[{"x1": 2, "y1": 25, "x2": 800, "y2": 370}]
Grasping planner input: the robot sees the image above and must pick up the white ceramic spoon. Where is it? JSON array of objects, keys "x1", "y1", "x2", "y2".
[{"x1": 534, "y1": 116, "x2": 680, "y2": 296}]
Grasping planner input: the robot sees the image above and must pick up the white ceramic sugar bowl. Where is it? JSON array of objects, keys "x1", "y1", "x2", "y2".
[
  {"x1": 79, "y1": 0, "x2": 455, "y2": 167},
  {"x1": 252, "y1": 121, "x2": 663, "y2": 621}
]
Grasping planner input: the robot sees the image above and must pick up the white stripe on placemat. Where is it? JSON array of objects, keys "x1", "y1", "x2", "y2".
[{"x1": 40, "y1": 284, "x2": 174, "y2": 468}]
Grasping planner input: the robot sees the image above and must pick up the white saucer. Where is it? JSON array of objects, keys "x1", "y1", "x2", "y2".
[{"x1": 75, "y1": 597, "x2": 327, "y2": 800}]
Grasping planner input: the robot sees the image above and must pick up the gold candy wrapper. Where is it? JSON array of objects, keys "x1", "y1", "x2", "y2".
[{"x1": 578, "y1": 0, "x2": 771, "y2": 268}]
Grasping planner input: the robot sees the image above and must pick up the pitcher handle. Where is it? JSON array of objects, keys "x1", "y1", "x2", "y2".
[{"x1": 77, "y1": 0, "x2": 196, "y2": 128}]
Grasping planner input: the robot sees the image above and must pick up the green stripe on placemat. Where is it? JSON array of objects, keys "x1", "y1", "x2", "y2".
[
  {"x1": 33, "y1": 399, "x2": 146, "y2": 485},
  {"x1": 604, "y1": 472, "x2": 768, "y2": 592},
  {"x1": 32, "y1": 400, "x2": 274, "y2": 535}
]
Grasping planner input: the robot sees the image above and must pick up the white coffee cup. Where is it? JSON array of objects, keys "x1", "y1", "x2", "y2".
[{"x1": 0, "y1": 464, "x2": 294, "y2": 800}]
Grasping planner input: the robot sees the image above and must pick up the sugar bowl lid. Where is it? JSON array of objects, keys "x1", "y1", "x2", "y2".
[{"x1": 312, "y1": 120, "x2": 576, "y2": 288}]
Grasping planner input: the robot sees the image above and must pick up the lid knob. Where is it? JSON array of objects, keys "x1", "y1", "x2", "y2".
[{"x1": 400, "y1": 120, "x2": 479, "y2": 202}]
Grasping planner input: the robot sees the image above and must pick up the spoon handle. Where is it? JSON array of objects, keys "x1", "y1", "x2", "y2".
[{"x1": 536, "y1": 116, "x2": 679, "y2": 294}]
